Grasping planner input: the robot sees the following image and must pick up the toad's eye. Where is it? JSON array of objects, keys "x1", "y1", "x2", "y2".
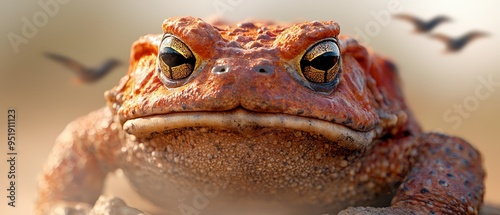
[
  {"x1": 300, "y1": 40, "x2": 341, "y2": 84},
  {"x1": 157, "y1": 35, "x2": 196, "y2": 81}
]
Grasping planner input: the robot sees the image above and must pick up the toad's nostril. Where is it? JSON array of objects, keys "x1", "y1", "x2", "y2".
[
  {"x1": 254, "y1": 65, "x2": 273, "y2": 74},
  {"x1": 212, "y1": 65, "x2": 230, "y2": 74}
]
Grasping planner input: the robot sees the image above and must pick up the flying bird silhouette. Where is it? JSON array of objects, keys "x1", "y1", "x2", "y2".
[
  {"x1": 394, "y1": 14, "x2": 451, "y2": 33},
  {"x1": 429, "y1": 31, "x2": 488, "y2": 52},
  {"x1": 45, "y1": 52, "x2": 121, "y2": 84}
]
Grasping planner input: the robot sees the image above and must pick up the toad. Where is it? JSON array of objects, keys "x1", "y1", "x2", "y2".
[{"x1": 36, "y1": 17, "x2": 484, "y2": 215}]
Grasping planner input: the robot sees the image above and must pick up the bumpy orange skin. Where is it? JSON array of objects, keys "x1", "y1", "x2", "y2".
[
  {"x1": 111, "y1": 18, "x2": 409, "y2": 132},
  {"x1": 37, "y1": 17, "x2": 484, "y2": 215}
]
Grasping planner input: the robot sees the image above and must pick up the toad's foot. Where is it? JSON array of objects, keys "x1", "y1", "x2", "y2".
[
  {"x1": 89, "y1": 196, "x2": 149, "y2": 215},
  {"x1": 339, "y1": 206, "x2": 422, "y2": 215},
  {"x1": 48, "y1": 196, "x2": 148, "y2": 215}
]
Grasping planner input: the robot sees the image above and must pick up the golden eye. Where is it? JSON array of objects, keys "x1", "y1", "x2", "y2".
[
  {"x1": 157, "y1": 35, "x2": 196, "y2": 81},
  {"x1": 300, "y1": 40, "x2": 341, "y2": 84}
]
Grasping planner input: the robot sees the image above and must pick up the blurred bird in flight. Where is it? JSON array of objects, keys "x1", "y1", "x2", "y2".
[
  {"x1": 430, "y1": 31, "x2": 489, "y2": 52},
  {"x1": 394, "y1": 14, "x2": 451, "y2": 33},
  {"x1": 395, "y1": 14, "x2": 488, "y2": 53},
  {"x1": 45, "y1": 52, "x2": 121, "y2": 84}
]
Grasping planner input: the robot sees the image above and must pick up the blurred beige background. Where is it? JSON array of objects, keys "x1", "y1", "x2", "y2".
[{"x1": 1, "y1": 0, "x2": 499, "y2": 214}]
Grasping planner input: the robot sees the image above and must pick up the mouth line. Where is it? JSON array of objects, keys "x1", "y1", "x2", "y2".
[{"x1": 123, "y1": 108, "x2": 376, "y2": 150}]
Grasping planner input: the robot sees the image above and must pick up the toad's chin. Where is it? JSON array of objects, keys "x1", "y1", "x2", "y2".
[{"x1": 122, "y1": 108, "x2": 376, "y2": 150}]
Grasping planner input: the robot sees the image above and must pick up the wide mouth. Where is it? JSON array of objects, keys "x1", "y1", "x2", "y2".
[{"x1": 123, "y1": 108, "x2": 376, "y2": 150}]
